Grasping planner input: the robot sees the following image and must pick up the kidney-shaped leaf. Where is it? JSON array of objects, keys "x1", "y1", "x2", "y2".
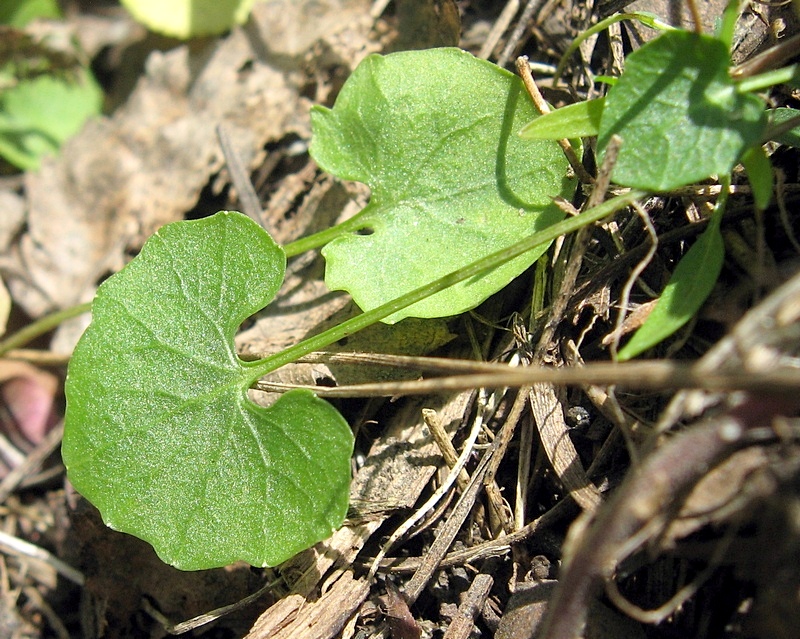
[
  {"x1": 310, "y1": 48, "x2": 576, "y2": 323},
  {"x1": 63, "y1": 212, "x2": 354, "y2": 570},
  {"x1": 598, "y1": 30, "x2": 766, "y2": 191}
]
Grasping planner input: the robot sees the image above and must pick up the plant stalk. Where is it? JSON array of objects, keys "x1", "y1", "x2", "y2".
[
  {"x1": 0, "y1": 301, "x2": 92, "y2": 358},
  {"x1": 246, "y1": 189, "x2": 647, "y2": 378}
]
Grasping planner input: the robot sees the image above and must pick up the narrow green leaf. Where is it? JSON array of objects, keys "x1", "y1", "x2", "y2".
[
  {"x1": 740, "y1": 144, "x2": 773, "y2": 210},
  {"x1": 598, "y1": 30, "x2": 766, "y2": 191},
  {"x1": 617, "y1": 214, "x2": 725, "y2": 361},
  {"x1": 310, "y1": 48, "x2": 576, "y2": 323},
  {"x1": 716, "y1": 0, "x2": 741, "y2": 50},
  {"x1": 63, "y1": 212, "x2": 354, "y2": 570},
  {"x1": 519, "y1": 98, "x2": 604, "y2": 140}
]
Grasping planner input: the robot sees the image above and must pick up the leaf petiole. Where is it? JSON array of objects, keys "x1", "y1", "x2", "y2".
[
  {"x1": 735, "y1": 63, "x2": 800, "y2": 95},
  {"x1": 283, "y1": 213, "x2": 369, "y2": 257},
  {"x1": 248, "y1": 189, "x2": 647, "y2": 379},
  {"x1": 0, "y1": 300, "x2": 91, "y2": 357},
  {"x1": 553, "y1": 12, "x2": 674, "y2": 86}
]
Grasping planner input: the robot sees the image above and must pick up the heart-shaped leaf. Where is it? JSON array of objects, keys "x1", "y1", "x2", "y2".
[
  {"x1": 310, "y1": 48, "x2": 576, "y2": 323},
  {"x1": 63, "y1": 212, "x2": 354, "y2": 570},
  {"x1": 598, "y1": 30, "x2": 766, "y2": 191}
]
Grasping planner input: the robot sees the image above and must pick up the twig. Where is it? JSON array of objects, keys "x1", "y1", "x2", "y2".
[
  {"x1": 253, "y1": 359, "x2": 800, "y2": 397},
  {"x1": 484, "y1": 387, "x2": 528, "y2": 535},
  {"x1": 515, "y1": 57, "x2": 594, "y2": 185},
  {"x1": 216, "y1": 124, "x2": 267, "y2": 230},
  {"x1": 370, "y1": 0, "x2": 392, "y2": 19},
  {"x1": 384, "y1": 419, "x2": 628, "y2": 575},
  {"x1": 368, "y1": 400, "x2": 485, "y2": 580},
  {"x1": 776, "y1": 170, "x2": 800, "y2": 254},
  {"x1": 536, "y1": 398, "x2": 771, "y2": 639},
  {"x1": 142, "y1": 577, "x2": 279, "y2": 634},
  {"x1": 0, "y1": 529, "x2": 83, "y2": 586},
  {"x1": 609, "y1": 199, "x2": 658, "y2": 360},
  {"x1": 497, "y1": 0, "x2": 546, "y2": 68},
  {"x1": 442, "y1": 570, "x2": 494, "y2": 639},
  {"x1": 529, "y1": 384, "x2": 603, "y2": 512},
  {"x1": 23, "y1": 585, "x2": 70, "y2": 639},
  {"x1": 732, "y1": 32, "x2": 800, "y2": 78},
  {"x1": 0, "y1": 421, "x2": 63, "y2": 503},
  {"x1": 686, "y1": 0, "x2": 703, "y2": 35},
  {"x1": 514, "y1": 406, "x2": 534, "y2": 529},
  {"x1": 479, "y1": 0, "x2": 520, "y2": 60},
  {"x1": 536, "y1": 270, "x2": 800, "y2": 639},
  {"x1": 402, "y1": 447, "x2": 494, "y2": 604},
  {"x1": 2, "y1": 349, "x2": 71, "y2": 366},
  {"x1": 422, "y1": 408, "x2": 471, "y2": 492}
]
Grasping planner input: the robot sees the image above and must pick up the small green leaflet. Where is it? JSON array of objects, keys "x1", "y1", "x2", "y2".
[
  {"x1": 63, "y1": 212, "x2": 354, "y2": 570},
  {"x1": 519, "y1": 98, "x2": 604, "y2": 140},
  {"x1": 310, "y1": 48, "x2": 576, "y2": 323},
  {"x1": 617, "y1": 211, "x2": 725, "y2": 361},
  {"x1": 598, "y1": 30, "x2": 766, "y2": 191}
]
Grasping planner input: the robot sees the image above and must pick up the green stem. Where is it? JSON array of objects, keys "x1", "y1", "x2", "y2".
[
  {"x1": 717, "y1": 0, "x2": 741, "y2": 50},
  {"x1": 246, "y1": 189, "x2": 647, "y2": 378},
  {"x1": 553, "y1": 12, "x2": 673, "y2": 86},
  {"x1": 283, "y1": 213, "x2": 370, "y2": 258},
  {"x1": 736, "y1": 64, "x2": 800, "y2": 94},
  {"x1": 709, "y1": 174, "x2": 730, "y2": 230},
  {"x1": 0, "y1": 301, "x2": 92, "y2": 357}
]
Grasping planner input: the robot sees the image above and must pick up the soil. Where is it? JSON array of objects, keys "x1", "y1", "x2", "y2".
[{"x1": 0, "y1": 1, "x2": 799, "y2": 638}]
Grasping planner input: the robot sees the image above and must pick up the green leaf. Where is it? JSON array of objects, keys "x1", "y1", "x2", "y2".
[
  {"x1": 310, "y1": 48, "x2": 576, "y2": 323},
  {"x1": 768, "y1": 107, "x2": 800, "y2": 147},
  {"x1": 63, "y1": 212, "x2": 354, "y2": 570},
  {"x1": 740, "y1": 144, "x2": 772, "y2": 210},
  {"x1": 119, "y1": 0, "x2": 256, "y2": 38},
  {"x1": 598, "y1": 30, "x2": 766, "y2": 191},
  {"x1": 617, "y1": 213, "x2": 725, "y2": 361},
  {"x1": 716, "y1": 0, "x2": 741, "y2": 50},
  {"x1": 0, "y1": 0, "x2": 60, "y2": 26},
  {"x1": 0, "y1": 68, "x2": 102, "y2": 170},
  {"x1": 519, "y1": 97, "x2": 604, "y2": 140}
]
